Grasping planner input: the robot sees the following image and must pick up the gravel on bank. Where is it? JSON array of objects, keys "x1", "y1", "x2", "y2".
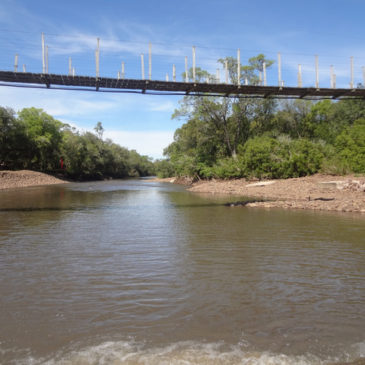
[
  {"x1": 0, "y1": 170, "x2": 68, "y2": 190},
  {"x1": 151, "y1": 175, "x2": 365, "y2": 214},
  {"x1": 187, "y1": 174, "x2": 365, "y2": 213}
]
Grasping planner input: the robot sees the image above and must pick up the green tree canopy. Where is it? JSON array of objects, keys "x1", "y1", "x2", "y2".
[{"x1": 0, "y1": 106, "x2": 155, "y2": 179}]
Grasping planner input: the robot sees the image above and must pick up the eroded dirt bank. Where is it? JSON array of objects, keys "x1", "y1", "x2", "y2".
[
  {"x1": 0, "y1": 170, "x2": 68, "y2": 190},
  {"x1": 151, "y1": 175, "x2": 365, "y2": 213},
  {"x1": 187, "y1": 175, "x2": 365, "y2": 213}
]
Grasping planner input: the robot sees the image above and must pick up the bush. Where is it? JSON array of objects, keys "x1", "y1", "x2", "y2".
[
  {"x1": 210, "y1": 158, "x2": 243, "y2": 179},
  {"x1": 238, "y1": 136, "x2": 277, "y2": 179},
  {"x1": 168, "y1": 155, "x2": 200, "y2": 178},
  {"x1": 238, "y1": 135, "x2": 324, "y2": 179},
  {"x1": 288, "y1": 139, "x2": 324, "y2": 177},
  {"x1": 334, "y1": 118, "x2": 365, "y2": 173}
]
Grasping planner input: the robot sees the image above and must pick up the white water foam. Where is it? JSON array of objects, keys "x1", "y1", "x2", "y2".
[
  {"x1": 350, "y1": 341, "x2": 365, "y2": 361},
  {"x1": 7, "y1": 340, "x2": 365, "y2": 365}
]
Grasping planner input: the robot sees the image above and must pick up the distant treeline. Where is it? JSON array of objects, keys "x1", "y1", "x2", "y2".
[
  {"x1": 0, "y1": 107, "x2": 155, "y2": 179},
  {"x1": 155, "y1": 55, "x2": 365, "y2": 179}
]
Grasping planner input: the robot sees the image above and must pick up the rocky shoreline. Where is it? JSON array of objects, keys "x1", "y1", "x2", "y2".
[{"x1": 0, "y1": 170, "x2": 68, "y2": 190}]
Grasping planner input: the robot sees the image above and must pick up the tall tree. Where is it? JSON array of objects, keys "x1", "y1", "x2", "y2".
[
  {"x1": 167, "y1": 54, "x2": 276, "y2": 164},
  {"x1": 94, "y1": 121, "x2": 104, "y2": 139},
  {"x1": 0, "y1": 107, "x2": 17, "y2": 168},
  {"x1": 17, "y1": 108, "x2": 64, "y2": 171}
]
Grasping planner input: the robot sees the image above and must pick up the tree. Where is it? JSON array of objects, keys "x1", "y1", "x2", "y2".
[
  {"x1": 334, "y1": 118, "x2": 365, "y2": 173},
  {"x1": 17, "y1": 108, "x2": 64, "y2": 171},
  {"x1": 274, "y1": 100, "x2": 313, "y2": 138},
  {"x1": 0, "y1": 105, "x2": 155, "y2": 179},
  {"x1": 0, "y1": 107, "x2": 18, "y2": 168},
  {"x1": 218, "y1": 53, "x2": 274, "y2": 85},
  {"x1": 166, "y1": 54, "x2": 276, "y2": 172},
  {"x1": 94, "y1": 121, "x2": 104, "y2": 139}
]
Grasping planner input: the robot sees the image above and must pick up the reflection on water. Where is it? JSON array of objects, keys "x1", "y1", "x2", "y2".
[{"x1": 0, "y1": 179, "x2": 364, "y2": 364}]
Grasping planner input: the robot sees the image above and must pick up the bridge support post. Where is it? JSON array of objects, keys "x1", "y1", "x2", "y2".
[
  {"x1": 122, "y1": 61, "x2": 125, "y2": 79},
  {"x1": 330, "y1": 65, "x2": 335, "y2": 88},
  {"x1": 278, "y1": 52, "x2": 282, "y2": 87},
  {"x1": 185, "y1": 56, "x2": 188, "y2": 82},
  {"x1": 14, "y1": 54, "x2": 18, "y2": 72},
  {"x1": 216, "y1": 68, "x2": 220, "y2": 83},
  {"x1": 263, "y1": 62, "x2": 267, "y2": 86},
  {"x1": 298, "y1": 64, "x2": 302, "y2": 87},
  {"x1": 42, "y1": 33, "x2": 45, "y2": 74},
  {"x1": 22, "y1": 64, "x2": 26, "y2": 73},
  {"x1": 315, "y1": 55, "x2": 319, "y2": 89},
  {"x1": 225, "y1": 60, "x2": 228, "y2": 84},
  {"x1": 173, "y1": 64, "x2": 176, "y2": 82},
  {"x1": 192, "y1": 46, "x2": 196, "y2": 82},
  {"x1": 350, "y1": 56, "x2": 354, "y2": 89},
  {"x1": 148, "y1": 42, "x2": 152, "y2": 80},
  {"x1": 237, "y1": 48, "x2": 240, "y2": 86}
]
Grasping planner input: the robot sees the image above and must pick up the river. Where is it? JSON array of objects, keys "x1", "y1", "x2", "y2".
[{"x1": 0, "y1": 179, "x2": 364, "y2": 364}]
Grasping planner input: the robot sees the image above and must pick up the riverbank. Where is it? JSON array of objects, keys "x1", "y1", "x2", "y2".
[
  {"x1": 154, "y1": 175, "x2": 365, "y2": 213},
  {"x1": 189, "y1": 175, "x2": 365, "y2": 213},
  {"x1": 0, "y1": 170, "x2": 68, "y2": 190}
]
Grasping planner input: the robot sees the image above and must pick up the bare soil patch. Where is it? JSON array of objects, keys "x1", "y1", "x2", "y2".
[
  {"x1": 187, "y1": 174, "x2": 365, "y2": 213},
  {"x1": 0, "y1": 170, "x2": 68, "y2": 190}
]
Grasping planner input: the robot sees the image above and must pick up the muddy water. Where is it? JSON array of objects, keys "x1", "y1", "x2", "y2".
[{"x1": 0, "y1": 179, "x2": 364, "y2": 364}]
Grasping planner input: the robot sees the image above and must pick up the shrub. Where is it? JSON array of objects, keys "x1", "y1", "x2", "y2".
[
  {"x1": 288, "y1": 139, "x2": 324, "y2": 177},
  {"x1": 238, "y1": 136, "x2": 324, "y2": 179},
  {"x1": 210, "y1": 157, "x2": 243, "y2": 179},
  {"x1": 238, "y1": 136, "x2": 277, "y2": 179},
  {"x1": 334, "y1": 118, "x2": 365, "y2": 173}
]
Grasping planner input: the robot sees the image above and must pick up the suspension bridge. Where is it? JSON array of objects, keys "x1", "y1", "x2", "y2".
[{"x1": 0, "y1": 34, "x2": 364, "y2": 99}]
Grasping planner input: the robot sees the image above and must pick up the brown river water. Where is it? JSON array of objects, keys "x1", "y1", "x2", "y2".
[{"x1": 0, "y1": 179, "x2": 364, "y2": 364}]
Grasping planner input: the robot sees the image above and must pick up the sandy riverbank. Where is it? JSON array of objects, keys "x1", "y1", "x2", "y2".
[
  {"x1": 155, "y1": 175, "x2": 365, "y2": 213},
  {"x1": 0, "y1": 170, "x2": 68, "y2": 190}
]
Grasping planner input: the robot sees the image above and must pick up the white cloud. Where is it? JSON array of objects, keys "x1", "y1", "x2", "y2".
[
  {"x1": 104, "y1": 130, "x2": 174, "y2": 159},
  {"x1": 50, "y1": 32, "x2": 190, "y2": 58}
]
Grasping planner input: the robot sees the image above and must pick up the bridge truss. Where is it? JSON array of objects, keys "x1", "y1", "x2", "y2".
[{"x1": 1, "y1": 71, "x2": 364, "y2": 99}]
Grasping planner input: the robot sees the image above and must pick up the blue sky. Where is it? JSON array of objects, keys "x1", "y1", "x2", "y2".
[{"x1": 0, "y1": 0, "x2": 364, "y2": 158}]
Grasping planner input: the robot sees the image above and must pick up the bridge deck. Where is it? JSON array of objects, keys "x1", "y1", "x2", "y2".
[{"x1": 0, "y1": 71, "x2": 364, "y2": 99}]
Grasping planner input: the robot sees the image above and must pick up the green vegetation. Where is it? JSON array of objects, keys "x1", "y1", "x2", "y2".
[
  {"x1": 155, "y1": 55, "x2": 365, "y2": 179},
  {"x1": 0, "y1": 107, "x2": 154, "y2": 179}
]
